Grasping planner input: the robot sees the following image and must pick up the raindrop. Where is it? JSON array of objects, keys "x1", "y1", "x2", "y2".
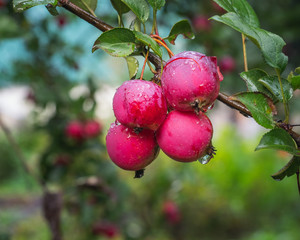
[{"x1": 198, "y1": 154, "x2": 212, "y2": 165}]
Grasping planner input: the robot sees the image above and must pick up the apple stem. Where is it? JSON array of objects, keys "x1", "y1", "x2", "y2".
[
  {"x1": 140, "y1": 48, "x2": 150, "y2": 80},
  {"x1": 152, "y1": 37, "x2": 174, "y2": 58}
]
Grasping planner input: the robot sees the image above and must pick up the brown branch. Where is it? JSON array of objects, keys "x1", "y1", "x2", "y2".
[
  {"x1": 57, "y1": 0, "x2": 113, "y2": 32},
  {"x1": 42, "y1": 191, "x2": 63, "y2": 240},
  {"x1": 57, "y1": 0, "x2": 300, "y2": 147},
  {"x1": 57, "y1": 0, "x2": 163, "y2": 71},
  {"x1": 217, "y1": 92, "x2": 252, "y2": 117}
]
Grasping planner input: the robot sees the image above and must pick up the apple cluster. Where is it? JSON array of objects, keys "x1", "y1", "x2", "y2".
[
  {"x1": 65, "y1": 119, "x2": 103, "y2": 142},
  {"x1": 106, "y1": 51, "x2": 223, "y2": 173}
]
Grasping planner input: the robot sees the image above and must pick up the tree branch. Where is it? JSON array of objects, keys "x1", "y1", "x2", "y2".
[
  {"x1": 57, "y1": 0, "x2": 300, "y2": 147},
  {"x1": 57, "y1": 0, "x2": 163, "y2": 71},
  {"x1": 58, "y1": 0, "x2": 113, "y2": 32}
]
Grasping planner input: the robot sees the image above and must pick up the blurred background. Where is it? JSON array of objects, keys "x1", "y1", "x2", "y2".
[{"x1": 0, "y1": 0, "x2": 300, "y2": 239}]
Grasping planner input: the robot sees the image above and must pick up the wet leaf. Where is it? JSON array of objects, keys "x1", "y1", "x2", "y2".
[
  {"x1": 134, "y1": 31, "x2": 162, "y2": 58},
  {"x1": 240, "y1": 69, "x2": 273, "y2": 99},
  {"x1": 110, "y1": 0, "x2": 130, "y2": 15},
  {"x1": 93, "y1": 28, "x2": 136, "y2": 57},
  {"x1": 125, "y1": 57, "x2": 139, "y2": 79},
  {"x1": 70, "y1": 0, "x2": 98, "y2": 12},
  {"x1": 166, "y1": 20, "x2": 195, "y2": 45},
  {"x1": 13, "y1": 0, "x2": 57, "y2": 12},
  {"x1": 121, "y1": 0, "x2": 149, "y2": 23},
  {"x1": 256, "y1": 128, "x2": 300, "y2": 156},
  {"x1": 271, "y1": 156, "x2": 300, "y2": 181},
  {"x1": 147, "y1": 0, "x2": 165, "y2": 10},
  {"x1": 213, "y1": 0, "x2": 259, "y2": 27},
  {"x1": 232, "y1": 92, "x2": 276, "y2": 129},
  {"x1": 211, "y1": 12, "x2": 288, "y2": 73},
  {"x1": 259, "y1": 76, "x2": 293, "y2": 102}
]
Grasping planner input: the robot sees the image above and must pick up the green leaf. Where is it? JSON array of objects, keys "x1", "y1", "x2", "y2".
[
  {"x1": 166, "y1": 20, "x2": 195, "y2": 45},
  {"x1": 45, "y1": 3, "x2": 59, "y2": 16},
  {"x1": 258, "y1": 76, "x2": 293, "y2": 102},
  {"x1": 295, "y1": 67, "x2": 300, "y2": 75},
  {"x1": 240, "y1": 69, "x2": 269, "y2": 92},
  {"x1": 70, "y1": 0, "x2": 98, "y2": 12},
  {"x1": 213, "y1": 0, "x2": 259, "y2": 27},
  {"x1": 125, "y1": 57, "x2": 139, "y2": 79},
  {"x1": 289, "y1": 75, "x2": 300, "y2": 90},
  {"x1": 92, "y1": 28, "x2": 136, "y2": 57},
  {"x1": 271, "y1": 156, "x2": 300, "y2": 181},
  {"x1": 110, "y1": 0, "x2": 130, "y2": 15},
  {"x1": 256, "y1": 128, "x2": 300, "y2": 156},
  {"x1": 232, "y1": 92, "x2": 276, "y2": 129},
  {"x1": 211, "y1": 12, "x2": 288, "y2": 73},
  {"x1": 13, "y1": 0, "x2": 57, "y2": 12},
  {"x1": 129, "y1": 17, "x2": 141, "y2": 32},
  {"x1": 134, "y1": 31, "x2": 162, "y2": 58},
  {"x1": 121, "y1": 0, "x2": 149, "y2": 23},
  {"x1": 147, "y1": 0, "x2": 165, "y2": 10}
]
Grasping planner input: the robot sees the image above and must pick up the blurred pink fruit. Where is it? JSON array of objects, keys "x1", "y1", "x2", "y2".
[
  {"x1": 163, "y1": 200, "x2": 181, "y2": 224},
  {"x1": 192, "y1": 15, "x2": 211, "y2": 32},
  {"x1": 92, "y1": 222, "x2": 119, "y2": 238},
  {"x1": 219, "y1": 56, "x2": 236, "y2": 74},
  {"x1": 65, "y1": 121, "x2": 84, "y2": 141},
  {"x1": 84, "y1": 120, "x2": 102, "y2": 138},
  {"x1": 56, "y1": 15, "x2": 67, "y2": 28}
]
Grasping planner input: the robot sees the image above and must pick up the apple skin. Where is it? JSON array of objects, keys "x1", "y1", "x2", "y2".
[
  {"x1": 106, "y1": 122, "x2": 159, "y2": 171},
  {"x1": 156, "y1": 110, "x2": 213, "y2": 162}
]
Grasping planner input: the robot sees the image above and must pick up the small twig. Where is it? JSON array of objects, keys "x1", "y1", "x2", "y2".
[
  {"x1": 140, "y1": 49, "x2": 150, "y2": 80},
  {"x1": 242, "y1": 34, "x2": 248, "y2": 72},
  {"x1": 0, "y1": 117, "x2": 45, "y2": 187},
  {"x1": 152, "y1": 38, "x2": 174, "y2": 57},
  {"x1": 297, "y1": 170, "x2": 300, "y2": 196},
  {"x1": 0, "y1": 117, "x2": 30, "y2": 175}
]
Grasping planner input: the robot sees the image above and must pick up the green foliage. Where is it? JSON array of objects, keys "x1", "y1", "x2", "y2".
[
  {"x1": 259, "y1": 76, "x2": 293, "y2": 102},
  {"x1": 110, "y1": 0, "x2": 130, "y2": 16},
  {"x1": 70, "y1": 0, "x2": 98, "y2": 12},
  {"x1": 288, "y1": 68, "x2": 300, "y2": 90},
  {"x1": 147, "y1": 0, "x2": 165, "y2": 10},
  {"x1": 213, "y1": 0, "x2": 260, "y2": 27},
  {"x1": 256, "y1": 128, "x2": 299, "y2": 156},
  {"x1": 13, "y1": 0, "x2": 57, "y2": 12},
  {"x1": 166, "y1": 20, "x2": 195, "y2": 45},
  {"x1": 232, "y1": 92, "x2": 275, "y2": 129},
  {"x1": 211, "y1": 12, "x2": 288, "y2": 73},
  {"x1": 125, "y1": 56, "x2": 139, "y2": 79},
  {"x1": 240, "y1": 69, "x2": 276, "y2": 101},
  {"x1": 92, "y1": 28, "x2": 136, "y2": 57},
  {"x1": 134, "y1": 31, "x2": 163, "y2": 57},
  {"x1": 121, "y1": 0, "x2": 150, "y2": 23},
  {"x1": 271, "y1": 156, "x2": 300, "y2": 181}
]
